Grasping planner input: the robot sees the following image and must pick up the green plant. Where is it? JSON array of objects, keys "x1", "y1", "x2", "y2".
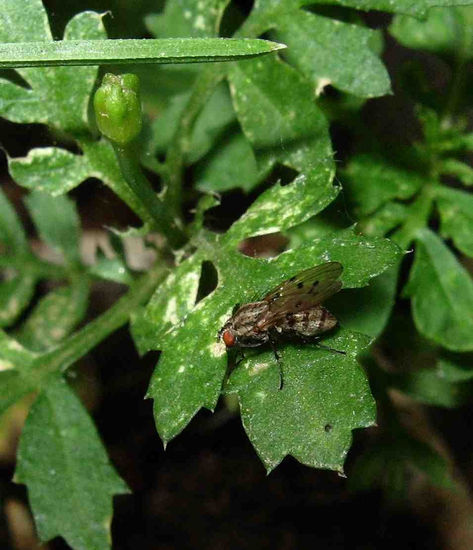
[{"x1": 2, "y1": 0, "x2": 473, "y2": 548}]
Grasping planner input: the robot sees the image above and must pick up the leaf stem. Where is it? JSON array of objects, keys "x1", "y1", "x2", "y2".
[
  {"x1": 42, "y1": 262, "x2": 167, "y2": 375},
  {"x1": 113, "y1": 143, "x2": 187, "y2": 249},
  {"x1": 164, "y1": 66, "x2": 225, "y2": 216}
]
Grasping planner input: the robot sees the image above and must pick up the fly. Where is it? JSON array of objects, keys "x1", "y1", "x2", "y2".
[{"x1": 218, "y1": 262, "x2": 345, "y2": 389}]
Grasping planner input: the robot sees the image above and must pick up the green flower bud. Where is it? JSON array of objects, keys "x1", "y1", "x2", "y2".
[{"x1": 94, "y1": 73, "x2": 142, "y2": 145}]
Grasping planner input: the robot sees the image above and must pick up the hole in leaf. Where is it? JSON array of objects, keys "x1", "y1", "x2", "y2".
[
  {"x1": 273, "y1": 164, "x2": 299, "y2": 187},
  {"x1": 195, "y1": 261, "x2": 218, "y2": 305},
  {"x1": 324, "y1": 424, "x2": 333, "y2": 433},
  {"x1": 219, "y1": 2, "x2": 248, "y2": 36},
  {"x1": 238, "y1": 232, "x2": 288, "y2": 258}
]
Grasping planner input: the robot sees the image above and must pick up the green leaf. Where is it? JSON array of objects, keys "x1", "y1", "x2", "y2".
[
  {"x1": 143, "y1": 227, "x2": 401, "y2": 450},
  {"x1": 329, "y1": 262, "x2": 400, "y2": 338},
  {"x1": 252, "y1": 0, "x2": 473, "y2": 18},
  {"x1": 436, "y1": 352, "x2": 473, "y2": 381},
  {"x1": 15, "y1": 375, "x2": 128, "y2": 550},
  {"x1": 228, "y1": 55, "x2": 331, "y2": 172},
  {"x1": 80, "y1": 139, "x2": 157, "y2": 226},
  {"x1": 0, "y1": 9, "x2": 106, "y2": 133},
  {"x1": 25, "y1": 191, "x2": 81, "y2": 265},
  {"x1": 1, "y1": 265, "x2": 164, "y2": 417},
  {"x1": 0, "y1": 331, "x2": 36, "y2": 415},
  {"x1": 343, "y1": 154, "x2": 424, "y2": 216},
  {"x1": 0, "y1": 187, "x2": 27, "y2": 253},
  {"x1": 349, "y1": 430, "x2": 453, "y2": 498},
  {"x1": 1, "y1": 4, "x2": 178, "y2": 224},
  {"x1": 196, "y1": 130, "x2": 260, "y2": 192},
  {"x1": 0, "y1": 191, "x2": 37, "y2": 328},
  {"x1": 8, "y1": 147, "x2": 92, "y2": 195},
  {"x1": 187, "y1": 83, "x2": 237, "y2": 164},
  {"x1": 0, "y1": 38, "x2": 286, "y2": 69},
  {"x1": 284, "y1": 207, "x2": 351, "y2": 248},
  {"x1": 88, "y1": 257, "x2": 133, "y2": 285},
  {"x1": 227, "y1": 329, "x2": 374, "y2": 472},
  {"x1": 145, "y1": 1, "x2": 240, "y2": 168},
  {"x1": 0, "y1": 275, "x2": 36, "y2": 328},
  {"x1": 15, "y1": 280, "x2": 89, "y2": 351},
  {"x1": 0, "y1": 0, "x2": 50, "y2": 43},
  {"x1": 151, "y1": 83, "x2": 237, "y2": 165},
  {"x1": 9, "y1": 139, "x2": 157, "y2": 226},
  {"x1": 439, "y1": 158, "x2": 473, "y2": 186},
  {"x1": 188, "y1": 194, "x2": 220, "y2": 235},
  {"x1": 131, "y1": 258, "x2": 202, "y2": 355},
  {"x1": 393, "y1": 367, "x2": 472, "y2": 407},
  {"x1": 146, "y1": 0, "x2": 230, "y2": 38},
  {"x1": 273, "y1": 9, "x2": 390, "y2": 97},
  {"x1": 0, "y1": 369, "x2": 35, "y2": 415},
  {"x1": 223, "y1": 164, "x2": 338, "y2": 246},
  {"x1": 436, "y1": 187, "x2": 473, "y2": 257},
  {"x1": 390, "y1": 6, "x2": 473, "y2": 59},
  {"x1": 357, "y1": 202, "x2": 409, "y2": 237},
  {"x1": 404, "y1": 228, "x2": 473, "y2": 351}
]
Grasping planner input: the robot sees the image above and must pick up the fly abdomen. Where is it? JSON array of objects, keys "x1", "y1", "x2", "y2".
[{"x1": 277, "y1": 306, "x2": 337, "y2": 337}]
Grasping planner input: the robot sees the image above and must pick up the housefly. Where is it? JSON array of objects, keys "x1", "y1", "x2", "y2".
[{"x1": 218, "y1": 262, "x2": 345, "y2": 388}]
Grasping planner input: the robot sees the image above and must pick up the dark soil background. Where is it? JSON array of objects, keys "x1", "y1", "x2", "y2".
[{"x1": 1, "y1": 1, "x2": 473, "y2": 549}]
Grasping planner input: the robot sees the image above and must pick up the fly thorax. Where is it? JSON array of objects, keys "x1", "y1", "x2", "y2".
[{"x1": 233, "y1": 301, "x2": 269, "y2": 335}]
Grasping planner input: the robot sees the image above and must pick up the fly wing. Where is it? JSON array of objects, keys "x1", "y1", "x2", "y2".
[{"x1": 256, "y1": 262, "x2": 343, "y2": 330}]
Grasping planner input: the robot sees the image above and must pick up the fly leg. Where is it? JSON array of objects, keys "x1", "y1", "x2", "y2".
[
  {"x1": 268, "y1": 334, "x2": 283, "y2": 390},
  {"x1": 317, "y1": 344, "x2": 346, "y2": 355},
  {"x1": 312, "y1": 338, "x2": 346, "y2": 355},
  {"x1": 234, "y1": 348, "x2": 246, "y2": 367},
  {"x1": 297, "y1": 334, "x2": 346, "y2": 355}
]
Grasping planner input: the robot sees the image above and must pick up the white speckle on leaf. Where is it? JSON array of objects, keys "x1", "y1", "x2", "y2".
[
  {"x1": 194, "y1": 15, "x2": 206, "y2": 30},
  {"x1": 249, "y1": 361, "x2": 270, "y2": 376},
  {"x1": 209, "y1": 341, "x2": 226, "y2": 357},
  {"x1": 5, "y1": 338, "x2": 23, "y2": 352},
  {"x1": 51, "y1": 328, "x2": 66, "y2": 340},
  {"x1": 0, "y1": 359, "x2": 14, "y2": 372},
  {"x1": 178, "y1": 365, "x2": 186, "y2": 373},
  {"x1": 315, "y1": 78, "x2": 332, "y2": 97},
  {"x1": 163, "y1": 296, "x2": 178, "y2": 324}
]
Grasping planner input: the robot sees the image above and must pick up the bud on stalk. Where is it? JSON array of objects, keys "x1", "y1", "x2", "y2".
[{"x1": 94, "y1": 73, "x2": 142, "y2": 145}]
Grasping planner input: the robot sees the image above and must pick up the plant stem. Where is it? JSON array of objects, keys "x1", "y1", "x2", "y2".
[
  {"x1": 164, "y1": 66, "x2": 225, "y2": 216},
  {"x1": 42, "y1": 262, "x2": 167, "y2": 375},
  {"x1": 113, "y1": 143, "x2": 187, "y2": 249}
]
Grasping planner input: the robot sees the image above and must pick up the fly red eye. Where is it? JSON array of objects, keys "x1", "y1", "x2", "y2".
[{"x1": 222, "y1": 329, "x2": 236, "y2": 347}]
